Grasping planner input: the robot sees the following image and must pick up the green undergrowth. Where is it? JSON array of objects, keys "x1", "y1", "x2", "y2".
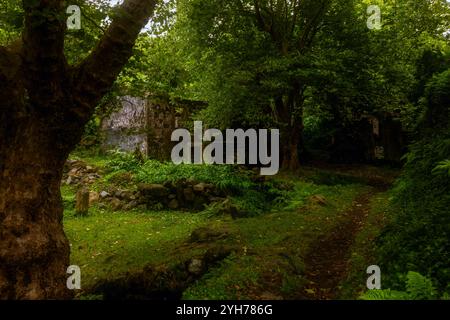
[
  {"x1": 69, "y1": 149, "x2": 281, "y2": 215},
  {"x1": 63, "y1": 151, "x2": 393, "y2": 300},
  {"x1": 360, "y1": 271, "x2": 448, "y2": 300},
  {"x1": 183, "y1": 182, "x2": 365, "y2": 299},
  {"x1": 101, "y1": 149, "x2": 255, "y2": 191},
  {"x1": 373, "y1": 71, "x2": 450, "y2": 296}
]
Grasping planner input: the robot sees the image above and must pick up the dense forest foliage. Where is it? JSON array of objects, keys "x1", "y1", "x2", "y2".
[{"x1": 0, "y1": 0, "x2": 449, "y2": 300}]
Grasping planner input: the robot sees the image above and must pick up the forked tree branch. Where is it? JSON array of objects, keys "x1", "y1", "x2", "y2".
[{"x1": 71, "y1": 0, "x2": 157, "y2": 122}]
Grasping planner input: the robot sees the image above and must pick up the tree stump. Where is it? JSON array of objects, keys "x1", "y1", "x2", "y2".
[{"x1": 75, "y1": 188, "x2": 90, "y2": 216}]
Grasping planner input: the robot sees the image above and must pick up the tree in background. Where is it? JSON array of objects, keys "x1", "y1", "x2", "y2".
[
  {"x1": 175, "y1": 0, "x2": 335, "y2": 169},
  {"x1": 174, "y1": 0, "x2": 449, "y2": 167}
]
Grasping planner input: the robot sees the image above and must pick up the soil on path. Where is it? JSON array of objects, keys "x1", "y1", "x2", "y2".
[{"x1": 297, "y1": 190, "x2": 379, "y2": 300}]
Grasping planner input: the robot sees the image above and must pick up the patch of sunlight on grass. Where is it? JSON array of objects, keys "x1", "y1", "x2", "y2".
[{"x1": 64, "y1": 206, "x2": 209, "y2": 289}]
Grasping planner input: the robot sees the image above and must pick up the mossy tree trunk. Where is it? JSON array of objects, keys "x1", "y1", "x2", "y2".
[{"x1": 0, "y1": 0, "x2": 157, "y2": 299}]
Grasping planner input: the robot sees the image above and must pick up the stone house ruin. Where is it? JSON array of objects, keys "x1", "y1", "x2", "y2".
[
  {"x1": 101, "y1": 96, "x2": 198, "y2": 161},
  {"x1": 327, "y1": 112, "x2": 407, "y2": 164},
  {"x1": 359, "y1": 113, "x2": 407, "y2": 163}
]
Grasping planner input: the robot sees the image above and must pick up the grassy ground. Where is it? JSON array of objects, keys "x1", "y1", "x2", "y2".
[
  {"x1": 64, "y1": 204, "x2": 209, "y2": 290},
  {"x1": 62, "y1": 152, "x2": 395, "y2": 300},
  {"x1": 183, "y1": 183, "x2": 365, "y2": 300},
  {"x1": 337, "y1": 191, "x2": 391, "y2": 299}
]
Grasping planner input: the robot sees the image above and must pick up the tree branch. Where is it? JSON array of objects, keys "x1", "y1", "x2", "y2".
[
  {"x1": 70, "y1": 0, "x2": 157, "y2": 122},
  {"x1": 81, "y1": 10, "x2": 106, "y2": 34},
  {"x1": 297, "y1": 0, "x2": 330, "y2": 52},
  {"x1": 254, "y1": 0, "x2": 269, "y2": 32},
  {"x1": 21, "y1": 0, "x2": 67, "y2": 109}
]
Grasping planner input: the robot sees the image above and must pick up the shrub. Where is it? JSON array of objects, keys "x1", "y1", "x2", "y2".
[
  {"x1": 106, "y1": 149, "x2": 143, "y2": 172},
  {"x1": 134, "y1": 160, "x2": 255, "y2": 192},
  {"x1": 360, "y1": 272, "x2": 438, "y2": 300},
  {"x1": 377, "y1": 69, "x2": 450, "y2": 294}
]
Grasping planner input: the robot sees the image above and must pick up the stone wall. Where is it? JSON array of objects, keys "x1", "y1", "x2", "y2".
[
  {"x1": 101, "y1": 96, "x2": 183, "y2": 160},
  {"x1": 361, "y1": 114, "x2": 406, "y2": 163},
  {"x1": 146, "y1": 101, "x2": 178, "y2": 161},
  {"x1": 101, "y1": 96, "x2": 149, "y2": 154}
]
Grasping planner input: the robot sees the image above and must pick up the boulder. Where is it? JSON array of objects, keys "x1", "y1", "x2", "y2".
[
  {"x1": 186, "y1": 178, "x2": 197, "y2": 186},
  {"x1": 110, "y1": 198, "x2": 123, "y2": 211},
  {"x1": 193, "y1": 183, "x2": 206, "y2": 193},
  {"x1": 100, "y1": 191, "x2": 110, "y2": 199},
  {"x1": 124, "y1": 200, "x2": 139, "y2": 211},
  {"x1": 203, "y1": 245, "x2": 236, "y2": 264},
  {"x1": 183, "y1": 187, "x2": 195, "y2": 202},
  {"x1": 187, "y1": 259, "x2": 204, "y2": 276},
  {"x1": 168, "y1": 199, "x2": 179, "y2": 210},
  {"x1": 138, "y1": 184, "x2": 170, "y2": 199},
  {"x1": 89, "y1": 191, "x2": 100, "y2": 205},
  {"x1": 163, "y1": 181, "x2": 175, "y2": 191},
  {"x1": 193, "y1": 195, "x2": 208, "y2": 210},
  {"x1": 68, "y1": 168, "x2": 79, "y2": 177},
  {"x1": 114, "y1": 190, "x2": 124, "y2": 199},
  {"x1": 189, "y1": 227, "x2": 229, "y2": 243}
]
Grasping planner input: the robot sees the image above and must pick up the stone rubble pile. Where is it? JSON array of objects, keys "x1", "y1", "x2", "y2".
[
  {"x1": 64, "y1": 160, "x2": 237, "y2": 213},
  {"x1": 63, "y1": 160, "x2": 102, "y2": 186}
]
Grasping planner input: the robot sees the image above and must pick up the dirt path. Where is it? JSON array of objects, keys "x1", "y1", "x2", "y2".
[{"x1": 297, "y1": 190, "x2": 378, "y2": 300}]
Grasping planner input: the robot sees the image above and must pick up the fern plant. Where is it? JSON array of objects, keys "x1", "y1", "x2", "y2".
[
  {"x1": 360, "y1": 272, "x2": 438, "y2": 300},
  {"x1": 406, "y1": 272, "x2": 437, "y2": 300},
  {"x1": 432, "y1": 160, "x2": 450, "y2": 176},
  {"x1": 360, "y1": 289, "x2": 410, "y2": 300}
]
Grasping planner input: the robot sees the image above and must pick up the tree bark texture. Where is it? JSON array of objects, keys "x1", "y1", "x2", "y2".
[{"x1": 0, "y1": 0, "x2": 157, "y2": 299}]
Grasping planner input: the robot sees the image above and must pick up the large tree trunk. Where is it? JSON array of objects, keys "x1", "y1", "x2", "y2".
[
  {"x1": 281, "y1": 124, "x2": 302, "y2": 171},
  {"x1": 0, "y1": 0, "x2": 157, "y2": 299},
  {"x1": 0, "y1": 115, "x2": 73, "y2": 299},
  {"x1": 276, "y1": 82, "x2": 305, "y2": 171},
  {"x1": 252, "y1": 0, "x2": 330, "y2": 171}
]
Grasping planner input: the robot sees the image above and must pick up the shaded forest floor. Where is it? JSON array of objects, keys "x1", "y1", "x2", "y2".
[{"x1": 62, "y1": 153, "x2": 397, "y2": 300}]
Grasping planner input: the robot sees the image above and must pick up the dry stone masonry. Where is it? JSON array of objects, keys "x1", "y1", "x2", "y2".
[
  {"x1": 62, "y1": 160, "x2": 237, "y2": 214},
  {"x1": 101, "y1": 96, "x2": 196, "y2": 161}
]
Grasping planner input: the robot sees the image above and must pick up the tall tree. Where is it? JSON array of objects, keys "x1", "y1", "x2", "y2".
[
  {"x1": 251, "y1": 0, "x2": 332, "y2": 169},
  {"x1": 178, "y1": 0, "x2": 332, "y2": 169},
  {"x1": 0, "y1": 0, "x2": 157, "y2": 299}
]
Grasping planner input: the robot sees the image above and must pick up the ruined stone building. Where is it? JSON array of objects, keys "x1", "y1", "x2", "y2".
[
  {"x1": 101, "y1": 96, "x2": 197, "y2": 161},
  {"x1": 360, "y1": 113, "x2": 407, "y2": 163}
]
